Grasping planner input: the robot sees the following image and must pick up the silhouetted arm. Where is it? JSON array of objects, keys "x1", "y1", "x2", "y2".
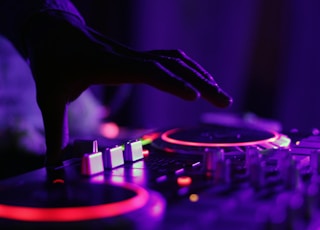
[{"x1": 0, "y1": 0, "x2": 232, "y2": 168}]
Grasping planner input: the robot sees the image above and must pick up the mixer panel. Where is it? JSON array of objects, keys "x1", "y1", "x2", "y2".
[{"x1": 0, "y1": 123, "x2": 319, "y2": 229}]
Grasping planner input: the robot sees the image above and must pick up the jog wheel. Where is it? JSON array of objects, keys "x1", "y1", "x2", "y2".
[{"x1": 0, "y1": 181, "x2": 165, "y2": 229}]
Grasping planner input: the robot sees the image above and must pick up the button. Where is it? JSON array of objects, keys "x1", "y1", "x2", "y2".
[
  {"x1": 72, "y1": 139, "x2": 100, "y2": 158},
  {"x1": 124, "y1": 140, "x2": 144, "y2": 162},
  {"x1": 81, "y1": 152, "x2": 104, "y2": 176},
  {"x1": 81, "y1": 140, "x2": 104, "y2": 176},
  {"x1": 104, "y1": 146, "x2": 124, "y2": 169},
  {"x1": 175, "y1": 168, "x2": 185, "y2": 175},
  {"x1": 156, "y1": 175, "x2": 167, "y2": 183},
  {"x1": 177, "y1": 176, "x2": 192, "y2": 187}
]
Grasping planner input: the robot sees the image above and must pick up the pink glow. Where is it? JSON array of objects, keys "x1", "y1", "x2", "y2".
[
  {"x1": 150, "y1": 201, "x2": 165, "y2": 217},
  {"x1": 141, "y1": 132, "x2": 161, "y2": 142},
  {"x1": 142, "y1": 149, "x2": 150, "y2": 157},
  {"x1": 0, "y1": 182, "x2": 149, "y2": 222},
  {"x1": 52, "y1": 179, "x2": 65, "y2": 184},
  {"x1": 99, "y1": 122, "x2": 120, "y2": 139},
  {"x1": 177, "y1": 176, "x2": 192, "y2": 187},
  {"x1": 161, "y1": 128, "x2": 281, "y2": 147}
]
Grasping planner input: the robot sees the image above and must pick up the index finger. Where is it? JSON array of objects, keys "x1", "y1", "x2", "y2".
[
  {"x1": 147, "y1": 49, "x2": 215, "y2": 81},
  {"x1": 152, "y1": 55, "x2": 233, "y2": 108}
]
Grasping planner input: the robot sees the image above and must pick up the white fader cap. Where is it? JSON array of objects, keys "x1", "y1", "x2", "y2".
[
  {"x1": 103, "y1": 145, "x2": 125, "y2": 169},
  {"x1": 81, "y1": 140, "x2": 104, "y2": 176},
  {"x1": 124, "y1": 140, "x2": 144, "y2": 162}
]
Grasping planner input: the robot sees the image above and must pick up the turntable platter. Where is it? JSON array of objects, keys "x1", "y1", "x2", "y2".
[
  {"x1": 0, "y1": 182, "x2": 147, "y2": 222},
  {"x1": 0, "y1": 179, "x2": 165, "y2": 229},
  {"x1": 1, "y1": 122, "x2": 306, "y2": 230},
  {"x1": 150, "y1": 124, "x2": 290, "y2": 154}
]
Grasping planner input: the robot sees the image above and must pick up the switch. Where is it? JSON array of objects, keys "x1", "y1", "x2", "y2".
[
  {"x1": 81, "y1": 140, "x2": 104, "y2": 176},
  {"x1": 104, "y1": 145, "x2": 125, "y2": 169},
  {"x1": 72, "y1": 139, "x2": 100, "y2": 158},
  {"x1": 203, "y1": 148, "x2": 224, "y2": 172},
  {"x1": 81, "y1": 152, "x2": 104, "y2": 176},
  {"x1": 215, "y1": 158, "x2": 231, "y2": 184},
  {"x1": 124, "y1": 140, "x2": 144, "y2": 162},
  {"x1": 245, "y1": 146, "x2": 261, "y2": 173}
]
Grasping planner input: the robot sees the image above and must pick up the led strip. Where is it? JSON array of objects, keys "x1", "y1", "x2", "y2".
[
  {"x1": 0, "y1": 182, "x2": 149, "y2": 222},
  {"x1": 161, "y1": 128, "x2": 281, "y2": 147}
]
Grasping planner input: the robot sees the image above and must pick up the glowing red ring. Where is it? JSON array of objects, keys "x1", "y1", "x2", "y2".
[
  {"x1": 0, "y1": 182, "x2": 149, "y2": 222},
  {"x1": 161, "y1": 128, "x2": 280, "y2": 147}
]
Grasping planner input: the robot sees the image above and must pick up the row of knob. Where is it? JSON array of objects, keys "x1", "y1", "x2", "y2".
[
  {"x1": 81, "y1": 139, "x2": 144, "y2": 176},
  {"x1": 202, "y1": 146, "x2": 312, "y2": 189}
]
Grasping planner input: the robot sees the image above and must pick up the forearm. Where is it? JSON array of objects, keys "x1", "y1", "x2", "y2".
[
  {"x1": 0, "y1": 0, "x2": 86, "y2": 166},
  {"x1": 0, "y1": 0, "x2": 84, "y2": 58}
]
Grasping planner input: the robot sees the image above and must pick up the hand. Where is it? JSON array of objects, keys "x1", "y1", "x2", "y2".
[{"x1": 24, "y1": 11, "x2": 232, "y2": 167}]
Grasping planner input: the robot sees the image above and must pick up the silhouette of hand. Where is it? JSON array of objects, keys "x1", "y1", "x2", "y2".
[{"x1": 24, "y1": 11, "x2": 232, "y2": 167}]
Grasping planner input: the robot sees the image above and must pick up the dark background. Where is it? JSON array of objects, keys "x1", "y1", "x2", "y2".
[
  {"x1": 0, "y1": 0, "x2": 319, "y2": 178},
  {"x1": 74, "y1": 0, "x2": 320, "y2": 132}
]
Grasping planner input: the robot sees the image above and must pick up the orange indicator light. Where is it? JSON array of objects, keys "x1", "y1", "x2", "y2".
[
  {"x1": 177, "y1": 176, "x2": 192, "y2": 187},
  {"x1": 52, "y1": 179, "x2": 65, "y2": 184},
  {"x1": 189, "y1": 194, "x2": 199, "y2": 202}
]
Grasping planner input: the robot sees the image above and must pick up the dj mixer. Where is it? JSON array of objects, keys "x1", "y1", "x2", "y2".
[{"x1": 1, "y1": 118, "x2": 320, "y2": 230}]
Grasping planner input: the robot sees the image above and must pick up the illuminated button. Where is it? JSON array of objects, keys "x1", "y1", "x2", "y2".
[
  {"x1": 52, "y1": 179, "x2": 65, "y2": 184},
  {"x1": 142, "y1": 149, "x2": 150, "y2": 157},
  {"x1": 175, "y1": 168, "x2": 185, "y2": 175},
  {"x1": 104, "y1": 146, "x2": 124, "y2": 169},
  {"x1": 279, "y1": 134, "x2": 292, "y2": 146},
  {"x1": 177, "y1": 176, "x2": 192, "y2": 187},
  {"x1": 189, "y1": 194, "x2": 199, "y2": 202},
  {"x1": 156, "y1": 175, "x2": 167, "y2": 183},
  {"x1": 192, "y1": 162, "x2": 201, "y2": 167},
  {"x1": 124, "y1": 140, "x2": 144, "y2": 162},
  {"x1": 81, "y1": 152, "x2": 104, "y2": 176}
]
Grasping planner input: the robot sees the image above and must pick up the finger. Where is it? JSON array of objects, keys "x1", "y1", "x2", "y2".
[
  {"x1": 148, "y1": 49, "x2": 215, "y2": 81},
  {"x1": 141, "y1": 61, "x2": 201, "y2": 101},
  {"x1": 86, "y1": 28, "x2": 231, "y2": 106},
  {"x1": 153, "y1": 56, "x2": 232, "y2": 108},
  {"x1": 36, "y1": 91, "x2": 69, "y2": 168},
  {"x1": 92, "y1": 54, "x2": 200, "y2": 101}
]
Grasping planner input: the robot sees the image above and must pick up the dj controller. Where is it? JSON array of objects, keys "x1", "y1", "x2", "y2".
[{"x1": 1, "y1": 117, "x2": 320, "y2": 229}]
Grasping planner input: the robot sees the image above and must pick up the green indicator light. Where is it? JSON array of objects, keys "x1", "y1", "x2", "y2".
[{"x1": 141, "y1": 138, "x2": 152, "y2": 146}]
